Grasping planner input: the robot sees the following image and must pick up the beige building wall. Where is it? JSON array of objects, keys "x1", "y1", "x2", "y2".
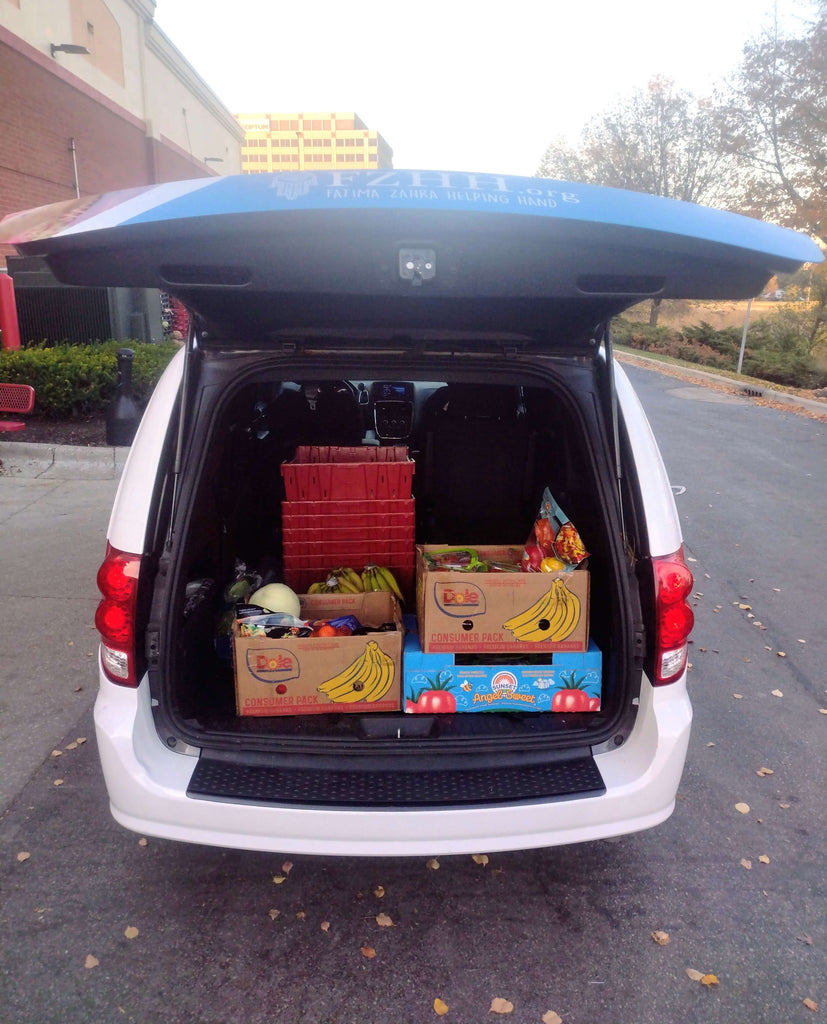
[
  {"x1": 0, "y1": 0, "x2": 243, "y2": 175},
  {"x1": 236, "y1": 111, "x2": 393, "y2": 173}
]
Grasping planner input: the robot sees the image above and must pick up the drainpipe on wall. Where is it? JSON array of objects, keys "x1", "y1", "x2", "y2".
[{"x1": 68, "y1": 137, "x2": 80, "y2": 197}]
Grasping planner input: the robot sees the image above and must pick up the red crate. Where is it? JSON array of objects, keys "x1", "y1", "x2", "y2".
[
  {"x1": 281, "y1": 447, "x2": 414, "y2": 501},
  {"x1": 282, "y1": 498, "x2": 414, "y2": 530},
  {"x1": 282, "y1": 537, "x2": 414, "y2": 558}
]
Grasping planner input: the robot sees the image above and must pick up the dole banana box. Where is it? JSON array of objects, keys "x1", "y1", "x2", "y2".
[
  {"x1": 416, "y1": 545, "x2": 590, "y2": 654},
  {"x1": 403, "y1": 618, "x2": 602, "y2": 713},
  {"x1": 233, "y1": 590, "x2": 403, "y2": 716}
]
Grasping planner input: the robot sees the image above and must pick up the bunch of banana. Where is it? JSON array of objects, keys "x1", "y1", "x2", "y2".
[
  {"x1": 361, "y1": 564, "x2": 405, "y2": 603},
  {"x1": 502, "y1": 577, "x2": 581, "y2": 642},
  {"x1": 307, "y1": 567, "x2": 364, "y2": 595},
  {"x1": 317, "y1": 640, "x2": 395, "y2": 703}
]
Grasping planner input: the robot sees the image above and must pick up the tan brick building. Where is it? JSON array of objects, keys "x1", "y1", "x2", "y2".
[{"x1": 235, "y1": 112, "x2": 393, "y2": 173}]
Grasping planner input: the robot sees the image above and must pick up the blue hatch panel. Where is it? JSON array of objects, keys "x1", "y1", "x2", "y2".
[{"x1": 1, "y1": 170, "x2": 821, "y2": 339}]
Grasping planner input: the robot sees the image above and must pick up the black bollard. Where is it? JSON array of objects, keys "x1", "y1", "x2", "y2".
[{"x1": 105, "y1": 347, "x2": 141, "y2": 446}]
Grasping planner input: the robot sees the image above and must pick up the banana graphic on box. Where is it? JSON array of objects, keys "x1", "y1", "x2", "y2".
[
  {"x1": 502, "y1": 577, "x2": 581, "y2": 643},
  {"x1": 317, "y1": 640, "x2": 396, "y2": 703}
]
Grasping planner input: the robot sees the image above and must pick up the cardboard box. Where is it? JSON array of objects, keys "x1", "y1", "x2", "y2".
[
  {"x1": 403, "y1": 619, "x2": 602, "y2": 713},
  {"x1": 233, "y1": 591, "x2": 403, "y2": 716},
  {"x1": 416, "y1": 545, "x2": 590, "y2": 654}
]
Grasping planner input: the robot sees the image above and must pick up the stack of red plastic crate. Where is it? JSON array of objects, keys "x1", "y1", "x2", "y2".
[{"x1": 280, "y1": 446, "x2": 415, "y2": 594}]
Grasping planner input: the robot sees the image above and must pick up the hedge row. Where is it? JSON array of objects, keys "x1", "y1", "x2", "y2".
[
  {"x1": 0, "y1": 341, "x2": 180, "y2": 418},
  {"x1": 612, "y1": 316, "x2": 827, "y2": 390}
]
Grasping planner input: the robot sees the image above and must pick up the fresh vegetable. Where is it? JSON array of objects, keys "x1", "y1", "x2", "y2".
[{"x1": 249, "y1": 583, "x2": 301, "y2": 617}]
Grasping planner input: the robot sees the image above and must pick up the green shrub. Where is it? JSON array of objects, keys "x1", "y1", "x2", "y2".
[{"x1": 0, "y1": 341, "x2": 179, "y2": 417}]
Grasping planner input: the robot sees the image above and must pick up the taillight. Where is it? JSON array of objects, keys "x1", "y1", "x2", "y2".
[
  {"x1": 95, "y1": 544, "x2": 141, "y2": 686},
  {"x1": 653, "y1": 551, "x2": 694, "y2": 684}
]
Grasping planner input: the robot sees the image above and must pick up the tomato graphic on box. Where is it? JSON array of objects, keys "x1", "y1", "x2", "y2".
[
  {"x1": 550, "y1": 671, "x2": 600, "y2": 712},
  {"x1": 407, "y1": 670, "x2": 457, "y2": 713}
]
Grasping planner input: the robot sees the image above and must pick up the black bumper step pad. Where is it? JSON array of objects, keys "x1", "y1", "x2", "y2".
[{"x1": 187, "y1": 755, "x2": 604, "y2": 808}]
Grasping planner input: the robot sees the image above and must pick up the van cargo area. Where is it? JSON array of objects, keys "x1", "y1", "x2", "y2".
[{"x1": 147, "y1": 349, "x2": 642, "y2": 763}]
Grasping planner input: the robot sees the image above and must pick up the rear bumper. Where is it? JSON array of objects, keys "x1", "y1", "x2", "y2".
[{"x1": 94, "y1": 667, "x2": 691, "y2": 856}]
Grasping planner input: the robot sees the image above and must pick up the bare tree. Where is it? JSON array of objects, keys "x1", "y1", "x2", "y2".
[
  {"x1": 717, "y1": 2, "x2": 826, "y2": 245},
  {"x1": 536, "y1": 78, "x2": 738, "y2": 324}
]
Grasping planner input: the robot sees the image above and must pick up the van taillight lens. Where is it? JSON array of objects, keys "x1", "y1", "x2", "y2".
[
  {"x1": 653, "y1": 552, "x2": 694, "y2": 685},
  {"x1": 95, "y1": 544, "x2": 141, "y2": 686}
]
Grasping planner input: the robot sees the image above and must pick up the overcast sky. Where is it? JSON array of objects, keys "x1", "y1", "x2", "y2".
[{"x1": 154, "y1": 0, "x2": 814, "y2": 177}]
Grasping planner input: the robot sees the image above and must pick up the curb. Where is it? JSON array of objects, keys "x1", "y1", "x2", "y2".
[
  {"x1": 0, "y1": 440, "x2": 130, "y2": 479},
  {"x1": 615, "y1": 351, "x2": 827, "y2": 416}
]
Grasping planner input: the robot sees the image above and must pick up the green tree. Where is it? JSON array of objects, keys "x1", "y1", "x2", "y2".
[
  {"x1": 536, "y1": 77, "x2": 738, "y2": 324},
  {"x1": 717, "y1": 1, "x2": 826, "y2": 245}
]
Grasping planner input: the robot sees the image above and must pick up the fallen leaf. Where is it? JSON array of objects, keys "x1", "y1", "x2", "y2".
[
  {"x1": 296, "y1": 911, "x2": 306, "y2": 920},
  {"x1": 65, "y1": 742, "x2": 78, "y2": 751},
  {"x1": 779, "y1": 803, "x2": 791, "y2": 809},
  {"x1": 272, "y1": 875, "x2": 287, "y2": 885},
  {"x1": 740, "y1": 858, "x2": 752, "y2": 870},
  {"x1": 738, "y1": 603, "x2": 752, "y2": 611},
  {"x1": 34, "y1": 908, "x2": 45, "y2": 914},
  {"x1": 16, "y1": 851, "x2": 30, "y2": 863},
  {"x1": 434, "y1": 997, "x2": 449, "y2": 1016},
  {"x1": 803, "y1": 997, "x2": 818, "y2": 1012},
  {"x1": 376, "y1": 912, "x2": 394, "y2": 927},
  {"x1": 797, "y1": 638, "x2": 806, "y2": 644},
  {"x1": 73, "y1": 686, "x2": 83, "y2": 693},
  {"x1": 472, "y1": 854, "x2": 489, "y2": 867},
  {"x1": 76, "y1": 737, "x2": 87, "y2": 745},
  {"x1": 373, "y1": 885, "x2": 385, "y2": 898},
  {"x1": 651, "y1": 930, "x2": 670, "y2": 945},
  {"x1": 743, "y1": 658, "x2": 751, "y2": 663},
  {"x1": 772, "y1": 587, "x2": 781, "y2": 592},
  {"x1": 686, "y1": 969, "x2": 705, "y2": 981},
  {"x1": 426, "y1": 858, "x2": 440, "y2": 870},
  {"x1": 797, "y1": 934, "x2": 813, "y2": 945},
  {"x1": 706, "y1": 742, "x2": 715, "y2": 747},
  {"x1": 701, "y1": 974, "x2": 719, "y2": 987},
  {"x1": 84, "y1": 955, "x2": 99, "y2": 969},
  {"x1": 138, "y1": 838, "x2": 148, "y2": 847},
  {"x1": 776, "y1": 652, "x2": 786, "y2": 658},
  {"x1": 756, "y1": 767, "x2": 774, "y2": 776},
  {"x1": 320, "y1": 921, "x2": 330, "y2": 932},
  {"x1": 758, "y1": 855, "x2": 770, "y2": 864},
  {"x1": 733, "y1": 693, "x2": 744, "y2": 700},
  {"x1": 771, "y1": 689, "x2": 783, "y2": 697},
  {"x1": 51, "y1": 750, "x2": 62, "y2": 758},
  {"x1": 542, "y1": 1013, "x2": 563, "y2": 1024},
  {"x1": 124, "y1": 926, "x2": 139, "y2": 940},
  {"x1": 67, "y1": 640, "x2": 74, "y2": 646},
  {"x1": 735, "y1": 802, "x2": 750, "y2": 814},
  {"x1": 268, "y1": 909, "x2": 280, "y2": 920},
  {"x1": 489, "y1": 997, "x2": 514, "y2": 1014},
  {"x1": 819, "y1": 709, "x2": 827, "y2": 715},
  {"x1": 53, "y1": 779, "x2": 64, "y2": 787},
  {"x1": 361, "y1": 946, "x2": 376, "y2": 959},
  {"x1": 281, "y1": 861, "x2": 293, "y2": 875}
]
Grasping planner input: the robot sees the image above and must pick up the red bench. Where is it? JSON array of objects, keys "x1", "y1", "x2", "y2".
[{"x1": 0, "y1": 383, "x2": 35, "y2": 432}]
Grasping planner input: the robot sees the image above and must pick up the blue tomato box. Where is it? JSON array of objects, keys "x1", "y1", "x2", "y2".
[{"x1": 402, "y1": 617, "x2": 602, "y2": 713}]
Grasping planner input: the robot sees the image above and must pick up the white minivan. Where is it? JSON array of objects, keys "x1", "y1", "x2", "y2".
[{"x1": 2, "y1": 170, "x2": 820, "y2": 855}]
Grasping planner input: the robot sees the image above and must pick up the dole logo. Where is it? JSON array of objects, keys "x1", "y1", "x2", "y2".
[
  {"x1": 246, "y1": 646, "x2": 300, "y2": 684},
  {"x1": 434, "y1": 581, "x2": 486, "y2": 618}
]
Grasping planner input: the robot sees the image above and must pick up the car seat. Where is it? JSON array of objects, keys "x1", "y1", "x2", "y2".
[
  {"x1": 311, "y1": 381, "x2": 364, "y2": 445},
  {"x1": 417, "y1": 383, "x2": 536, "y2": 543}
]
